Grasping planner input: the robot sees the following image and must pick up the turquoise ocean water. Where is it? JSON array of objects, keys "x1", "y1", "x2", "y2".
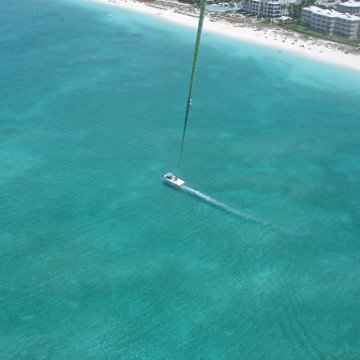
[{"x1": 1, "y1": 0, "x2": 360, "y2": 358}]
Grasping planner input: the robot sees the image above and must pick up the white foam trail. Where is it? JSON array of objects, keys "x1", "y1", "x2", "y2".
[
  {"x1": 181, "y1": 185, "x2": 307, "y2": 236},
  {"x1": 182, "y1": 185, "x2": 272, "y2": 227}
]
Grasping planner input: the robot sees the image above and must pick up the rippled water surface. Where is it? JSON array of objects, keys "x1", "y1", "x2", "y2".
[{"x1": 1, "y1": 0, "x2": 360, "y2": 358}]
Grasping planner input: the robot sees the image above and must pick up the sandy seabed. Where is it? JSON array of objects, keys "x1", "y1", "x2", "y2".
[{"x1": 91, "y1": 0, "x2": 360, "y2": 72}]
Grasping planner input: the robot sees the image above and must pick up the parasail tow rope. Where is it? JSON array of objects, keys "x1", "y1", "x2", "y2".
[{"x1": 177, "y1": 0, "x2": 207, "y2": 174}]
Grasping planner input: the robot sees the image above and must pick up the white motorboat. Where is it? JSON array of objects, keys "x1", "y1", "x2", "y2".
[{"x1": 164, "y1": 172, "x2": 185, "y2": 187}]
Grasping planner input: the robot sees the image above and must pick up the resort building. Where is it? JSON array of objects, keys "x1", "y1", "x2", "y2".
[
  {"x1": 241, "y1": 0, "x2": 298, "y2": 18},
  {"x1": 334, "y1": 11, "x2": 360, "y2": 37},
  {"x1": 301, "y1": 6, "x2": 360, "y2": 38},
  {"x1": 315, "y1": 0, "x2": 341, "y2": 9},
  {"x1": 336, "y1": 0, "x2": 360, "y2": 16},
  {"x1": 301, "y1": 6, "x2": 337, "y2": 33}
]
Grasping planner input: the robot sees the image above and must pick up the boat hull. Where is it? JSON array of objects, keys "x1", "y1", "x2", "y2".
[{"x1": 164, "y1": 172, "x2": 185, "y2": 187}]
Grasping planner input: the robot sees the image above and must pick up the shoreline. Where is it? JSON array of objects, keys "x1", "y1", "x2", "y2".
[{"x1": 91, "y1": 0, "x2": 360, "y2": 72}]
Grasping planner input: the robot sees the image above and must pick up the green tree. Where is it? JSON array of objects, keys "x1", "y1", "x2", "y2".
[{"x1": 289, "y1": 0, "x2": 315, "y2": 20}]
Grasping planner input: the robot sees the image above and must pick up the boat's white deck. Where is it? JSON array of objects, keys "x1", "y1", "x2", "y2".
[
  {"x1": 168, "y1": 177, "x2": 185, "y2": 187},
  {"x1": 164, "y1": 172, "x2": 185, "y2": 187}
]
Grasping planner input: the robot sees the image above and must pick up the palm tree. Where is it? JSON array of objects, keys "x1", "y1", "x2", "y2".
[{"x1": 280, "y1": 3, "x2": 287, "y2": 16}]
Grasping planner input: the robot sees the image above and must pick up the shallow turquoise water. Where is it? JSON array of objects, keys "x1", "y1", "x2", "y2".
[{"x1": 1, "y1": 0, "x2": 360, "y2": 358}]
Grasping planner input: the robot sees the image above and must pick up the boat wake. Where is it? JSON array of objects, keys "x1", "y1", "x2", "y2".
[
  {"x1": 181, "y1": 185, "x2": 302, "y2": 235},
  {"x1": 182, "y1": 185, "x2": 270, "y2": 226}
]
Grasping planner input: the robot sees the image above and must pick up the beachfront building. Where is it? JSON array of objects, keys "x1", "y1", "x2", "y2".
[
  {"x1": 315, "y1": 0, "x2": 341, "y2": 9},
  {"x1": 241, "y1": 0, "x2": 298, "y2": 18},
  {"x1": 301, "y1": 6, "x2": 360, "y2": 38},
  {"x1": 301, "y1": 6, "x2": 337, "y2": 33},
  {"x1": 336, "y1": 0, "x2": 360, "y2": 15},
  {"x1": 334, "y1": 11, "x2": 360, "y2": 37}
]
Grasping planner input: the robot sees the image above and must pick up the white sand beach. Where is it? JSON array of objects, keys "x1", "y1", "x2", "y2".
[{"x1": 92, "y1": 0, "x2": 360, "y2": 72}]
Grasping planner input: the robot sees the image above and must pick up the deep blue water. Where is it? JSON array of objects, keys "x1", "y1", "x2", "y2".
[{"x1": 1, "y1": 0, "x2": 360, "y2": 358}]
